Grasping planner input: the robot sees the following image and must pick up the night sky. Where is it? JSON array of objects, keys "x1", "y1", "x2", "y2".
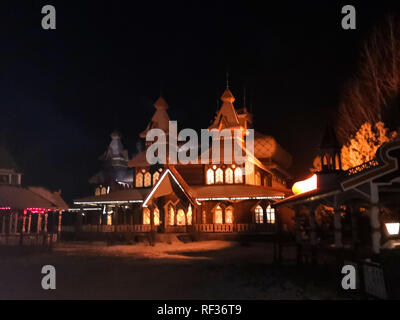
[{"x1": 1, "y1": 1, "x2": 399, "y2": 203}]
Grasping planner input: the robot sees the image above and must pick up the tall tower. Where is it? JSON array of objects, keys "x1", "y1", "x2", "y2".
[
  {"x1": 319, "y1": 122, "x2": 342, "y2": 173},
  {"x1": 140, "y1": 96, "x2": 170, "y2": 148}
]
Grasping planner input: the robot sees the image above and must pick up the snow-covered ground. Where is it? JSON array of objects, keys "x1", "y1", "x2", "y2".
[{"x1": 0, "y1": 241, "x2": 345, "y2": 299}]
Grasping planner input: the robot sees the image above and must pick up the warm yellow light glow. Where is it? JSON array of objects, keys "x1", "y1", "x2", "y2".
[
  {"x1": 168, "y1": 206, "x2": 175, "y2": 226},
  {"x1": 154, "y1": 208, "x2": 160, "y2": 225},
  {"x1": 225, "y1": 168, "x2": 233, "y2": 184},
  {"x1": 225, "y1": 207, "x2": 233, "y2": 224},
  {"x1": 386, "y1": 223, "x2": 400, "y2": 235},
  {"x1": 214, "y1": 206, "x2": 223, "y2": 224},
  {"x1": 292, "y1": 174, "x2": 317, "y2": 195},
  {"x1": 177, "y1": 209, "x2": 186, "y2": 226},
  {"x1": 107, "y1": 214, "x2": 112, "y2": 226},
  {"x1": 207, "y1": 168, "x2": 214, "y2": 185},
  {"x1": 187, "y1": 205, "x2": 192, "y2": 225},
  {"x1": 216, "y1": 168, "x2": 224, "y2": 183},
  {"x1": 143, "y1": 208, "x2": 150, "y2": 225}
]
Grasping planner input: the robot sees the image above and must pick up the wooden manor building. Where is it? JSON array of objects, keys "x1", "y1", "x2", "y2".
[{"x1": 73, "y1": 86, "x2": 293, "y2": 234}]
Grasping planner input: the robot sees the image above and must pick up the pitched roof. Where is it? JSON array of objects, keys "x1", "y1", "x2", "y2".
[
  {"x1": 0, "y1": 185, "x2": 68, "y2": 210},
  {"x1": 209, "y1": 88, "x2": 240, "y2": 130}
]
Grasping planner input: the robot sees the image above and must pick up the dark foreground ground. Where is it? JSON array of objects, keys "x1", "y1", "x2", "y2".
[{"x1": 0, "y1": 240, "x2": 351, "y2": 299}]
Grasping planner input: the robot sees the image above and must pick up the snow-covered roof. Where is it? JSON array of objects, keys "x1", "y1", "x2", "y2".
[{"x1": 0, "y1": 185, "x2": 68, "y2": 210}]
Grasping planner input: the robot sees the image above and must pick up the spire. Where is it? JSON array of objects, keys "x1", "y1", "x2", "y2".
[
  {"x1": 319, "y1": 120, "x2": 342, "y2": 172},
  {"x1": 140, "y1": 96, "x2": 170, "y2": 138},
  {"x1": 320, "y1": 121, "x2": 340, "y2": 150},
  {"x1": 154, "y1": 96, "x2": 168, "y2": 110}
]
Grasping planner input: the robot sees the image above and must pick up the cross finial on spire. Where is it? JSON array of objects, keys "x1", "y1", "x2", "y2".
[{"x1": 226, "y1": 72, "x2": 229, "y2": 89}]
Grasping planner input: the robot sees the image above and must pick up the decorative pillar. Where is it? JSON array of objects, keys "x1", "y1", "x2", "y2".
[
  {"x1": 8, "y1": 213, "x2": 13, "y2": 234},
  {"x1": 44, "y1": 212, "x2": 48, "y2": 233},
  {"x1": 37, "y1": 213, "x2": 42, "y2": 233},
  {"x1": 334, "y1": 207, "x2": 343, "y2": 248},
  {"x1": 22, "y1": 213, "x2": 26, "y2": 233},
  {"x1": 27, "y1": 213, "x2": 32, "y2": 233},
  {"x1": 369, "y1": 203, "x2": 381, "y2": 255}
]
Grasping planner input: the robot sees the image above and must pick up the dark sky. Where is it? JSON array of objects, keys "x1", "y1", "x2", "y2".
[{"x1": 0, "y1": 0, "x2": 399, "y2": 202}]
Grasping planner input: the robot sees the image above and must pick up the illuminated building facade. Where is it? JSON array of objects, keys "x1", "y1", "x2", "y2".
[{"x1": 74, "y1": 87, "x2": 293, "y2": 233}]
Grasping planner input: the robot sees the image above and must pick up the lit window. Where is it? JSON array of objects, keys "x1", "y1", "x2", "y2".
[
  {"x1": 143, "y1": 208, "x2": 150, "y2": 225},
  {"x1": 136, "y1": 173, "x2": 143, "y2": 188},
  {"x1": 266, "y1": 205, "x2": 275, "y2": 224},
  {"x1": 177, "y1": 209, "x2": 186, "y2": 226},
  {"x1": 225, "y1": 168, "x2": 233, "y2": 184},
  {"x1": 144, "y1": 172, "x2": 151, "y2": 187},
  {"x1": 153, "y1": 172, "x2": 160, "y2": 185},
  {"x1": 107, "y1": 214, "x2": 112, "y2": 226},
  {"x1": 234, "y1": 167, "x2": 243, "y2": 183},
  {"x1": 207, "y1": 168, "x2": 214, "y2": 185},
  {"x1": 255, "y1": 205, "x2": 263, "y2": 224},
  {"x1": 255, "y1": 172, "x2": 261, "y2": 185},
  {"x1": 154, "y1": 208, "x2": 160, "y2": 226},
  {"x1": 101, "y1": 187, "x2": 107, "y2": 195},
  {"x1": 187, "y1": 205, "x2": 192, "y2": 225},
  {"x1": 225, "y1": 207, "x2": 233, "y2": 224},
  {"x1": 168, "y1": 206, "x2": 175, "y2": 226},
  {"x1": 95, "y1": 188, "x2": 100, "y2": 196},
  {"x1": 215, "y1": 168, "x2": 223, "y2": 183},
  {"x1": 214, "y1": 206, "x2": 223, "y2": 224}
]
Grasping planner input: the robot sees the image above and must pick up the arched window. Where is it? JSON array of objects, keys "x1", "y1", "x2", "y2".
[
  {"x1": 95, "y1": 187, "x2": 100, "y2": 196},
  {"x1": 225, "y1": 207, "x2": 233, "y2": 224},
  {"x1": 144, "y1": 172, "x2": 152, "y2": 187},
  {"x1": 167, "y1": 206, "x2": 175, "y2": 226},
  {"x1": 187, "y1": 205, "x2": 193, "y2": 225},
  {"x1": 335, "y1": 153, "x2": 341, "y2": 170},
  {"x1": 234, "y1": 167, "x2": 243, "y2": 183},
  {"x1": 215, "y1": 168, "x2": 224, "y2": 183},
  {"x1": 255, "y1": 205, "x2": 264, "y2": 224},
  {"x1": 136, "y1": 173, "x2": 143, "y2": 188},
  {"x1": 266, "y1": 205, "x2": 275, "y2": 224},
  {"x1": 207, "y1": 168, "x2": 215, "y2": 185},
  {"x1": 177, "y1": 209, "x2": 186, "y2": 226},
  {"x1": 101, "y1": 187, "x2": 107, "y2": 195},
  {"x1": 255, "y1": 172, "x2": 261, "y2": 185},
  {"x1": 214, "y1": 205, "x2": 223, "y2": 224},
  {"x1": 143, "y1": 208, "x2": 150, "y2": 225},
  {"x1": 225, "y1": 168, "x2": 233, "y2": 184},
  {"x1": 153, "y1": 172, "x2": 160, "y2": 185},
  {"x1": 153, "y1": 208, "x2": 160, "y2": 225}
]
